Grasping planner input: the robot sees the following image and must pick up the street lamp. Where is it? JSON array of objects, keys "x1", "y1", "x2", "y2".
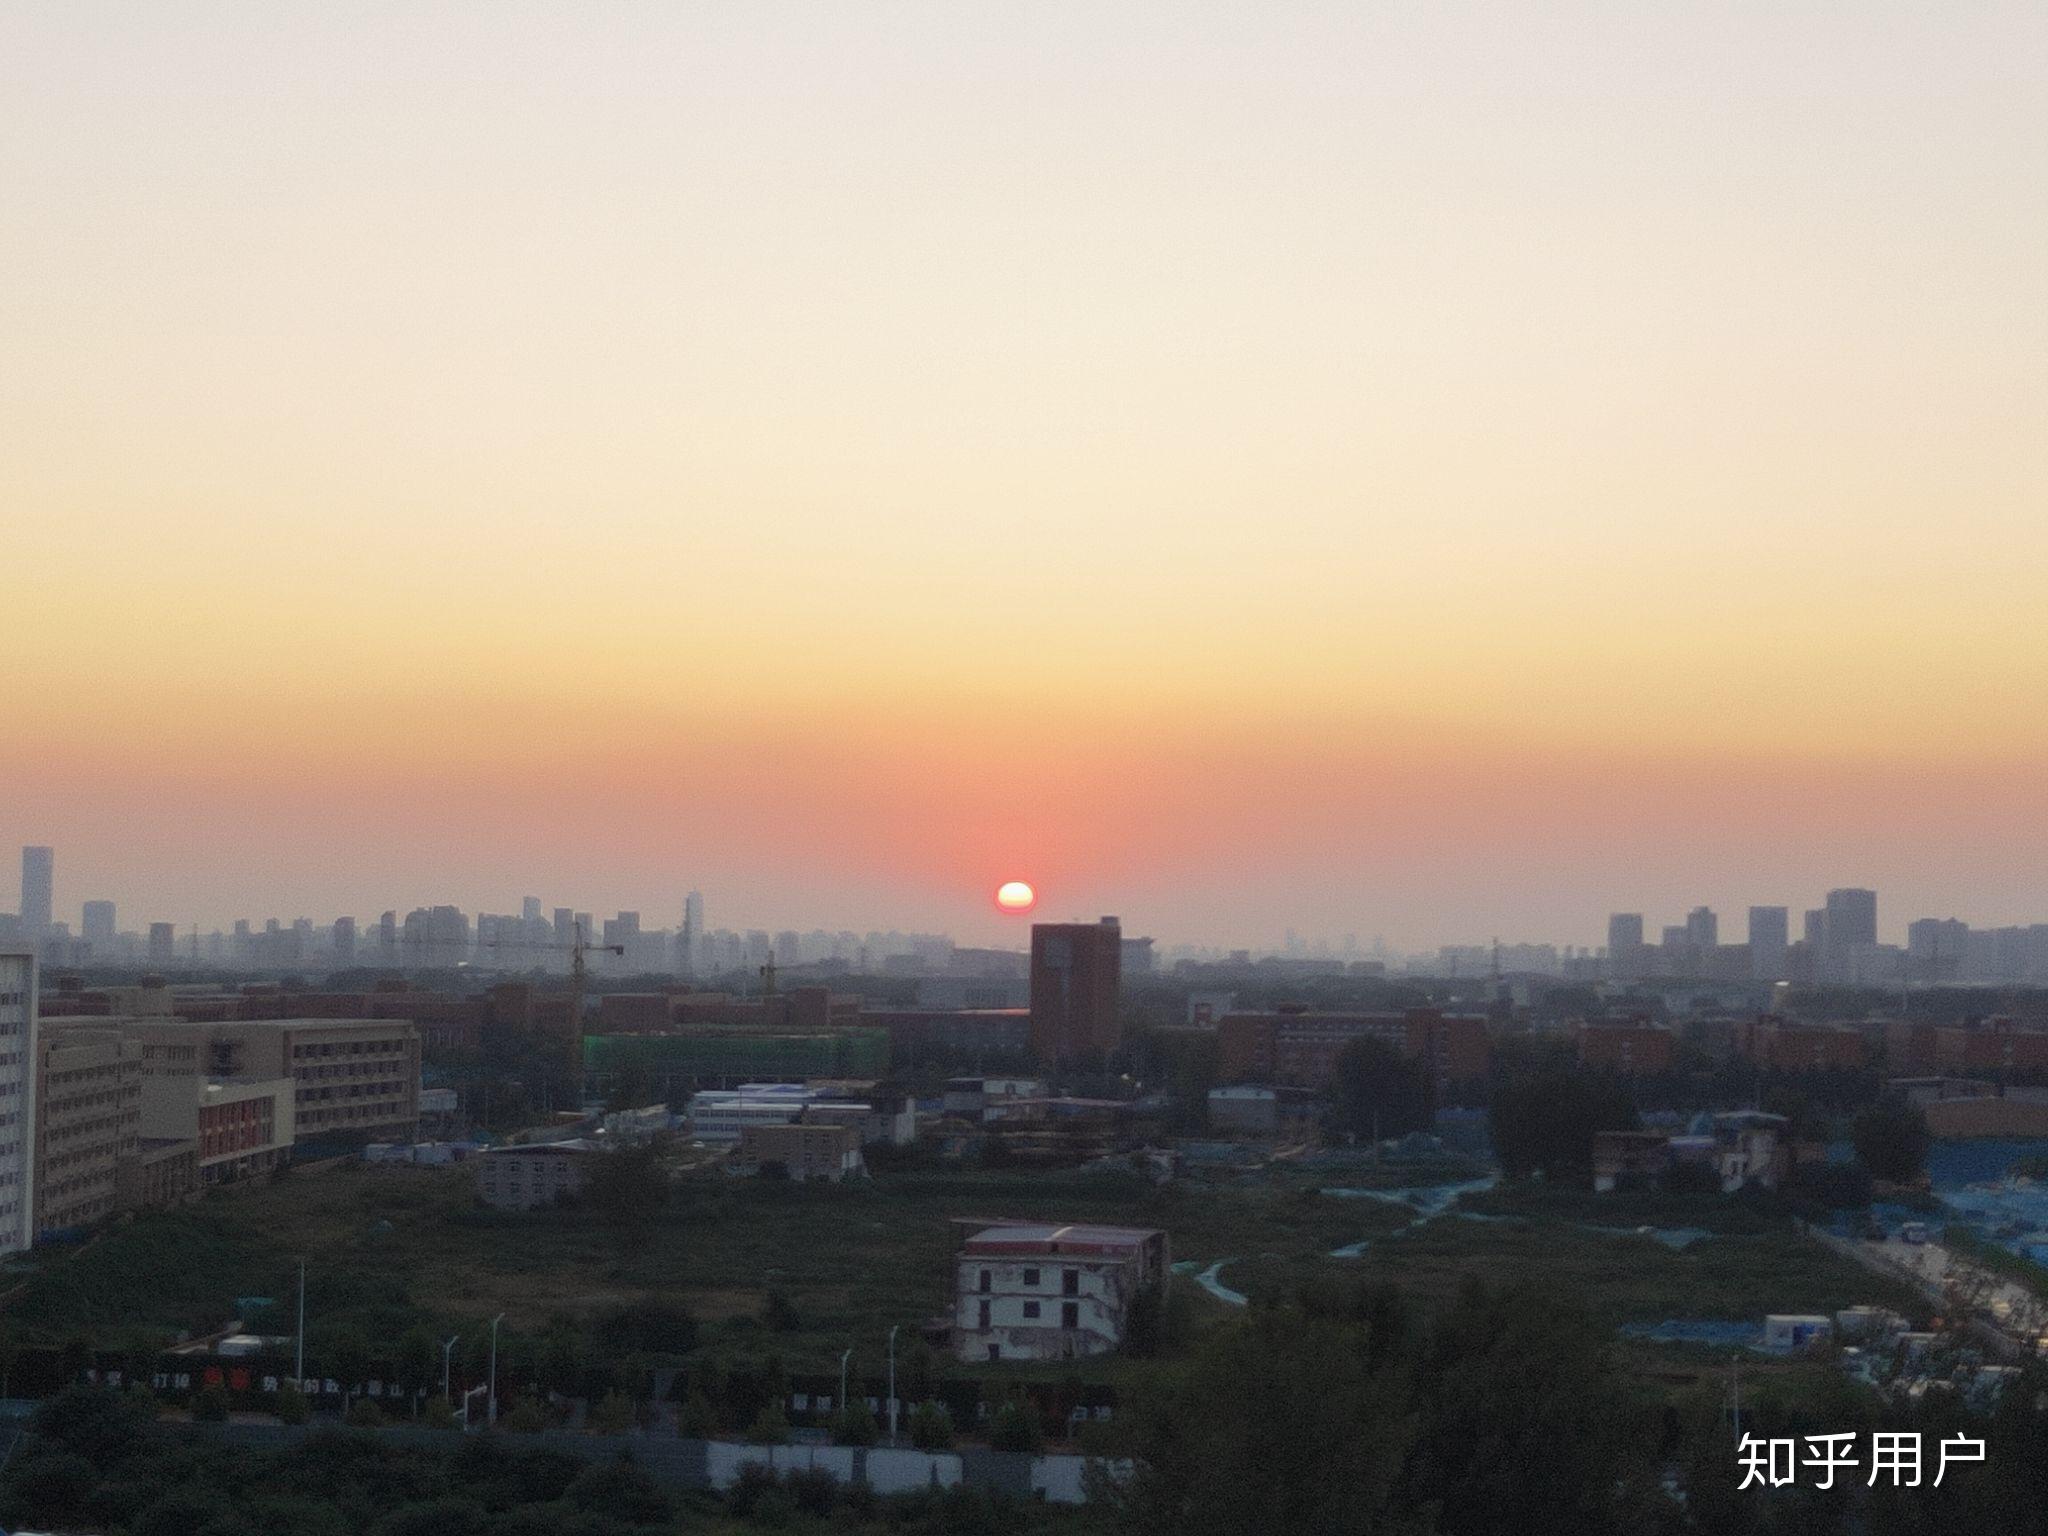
[
  {"x1": 839, "y1": 1348, "x2": 851, "y2": 1429},
  {"x1": 887, "y1": 1325, "x2": 900, "y2": 1444},
  {"x1": 294, "y1": 1257, "x2": 307, "y2": 1386},
  {"x1": 488, "y1": 1313, "x2": 506, "y2": 1426},
  {"x1": 441, "y1": 1335, "x2": 460, "y2": 1404}
]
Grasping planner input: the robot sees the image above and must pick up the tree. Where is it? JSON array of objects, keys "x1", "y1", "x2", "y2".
[
  {"x1": 1853, "y1": 1096, "x2": 1931, "y2": 1185},
  {"x1": 1402, "y1": 1280, "x2": 1649, "y2": 1536},
  {"x1": 1325, "y1": 1037, "x2": 1436, "y2": 1142},
  {"x1": 1490, "y1": 1059, "x2": 1639, "y2": 1179},
  {"x1": 746, "y1": 1403, "x2": 791, "y2": 1445},
  {"x1": 1101, "y1": 1307, "x2": 1416, "y2": 1536},
  {"x1": 191, "y1": 1382, "x2": 231, "y2": 1422}
]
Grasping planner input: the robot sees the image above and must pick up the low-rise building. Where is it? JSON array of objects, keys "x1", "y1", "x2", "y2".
[
  {"x1": 734, "y1": 1121, "x2": 863, "y2": 1182},
  {"x1": 473, "y1": 1139, "x2": 605, "y2": 1210},
  {"x1": 952, "y1": 1221, "x2": 1170, "y2": 1363},
  {"x1": 1575, "y1": 1022, "x2": 1675, "y2": 1075},
  {"x1": 132, "y1": 1065, "x2": 297, "y2": 1189},
  {"x1": 1592, "y1": 1130, "x2": 1673, "y2": 1192}
]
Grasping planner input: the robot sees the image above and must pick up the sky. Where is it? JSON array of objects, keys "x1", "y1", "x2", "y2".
[{"x1": 2, "y1": 2, "x2": 2045, "y2": 950}]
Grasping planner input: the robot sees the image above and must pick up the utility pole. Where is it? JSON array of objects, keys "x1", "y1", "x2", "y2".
[
  {"x1": 839, "y1": 1348, "x2": 852, "y2": 1428},
  {"x1": 441, "y1": 1335, "x2": 459, "y2": 1403},
  {"x1": 295, "y1": 1258, "x2": 306, "y2": 1384},
  {"x1": 489, "y1": 1313, "x2": 506, "y2": 1426},
  {"x1": 887, "y1": 1326, "x2": 899, "y2": 1445}
]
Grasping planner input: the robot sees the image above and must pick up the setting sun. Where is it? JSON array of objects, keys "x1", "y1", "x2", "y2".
[{"x1": 995, "y1": 880, "x2": 1036, "y2": 914}]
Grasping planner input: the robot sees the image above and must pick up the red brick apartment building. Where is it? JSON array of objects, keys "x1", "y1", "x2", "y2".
[
  {"x1": 1574, "y1": 1021, "x2": 1676, "y2": 1075},
  {"x1": 1734, "y1": 1016, "x2": 1869, "y2": 1071},
  {"x1": 1215, "y1": 1007, "x2": 1489, "y2": 1091}
]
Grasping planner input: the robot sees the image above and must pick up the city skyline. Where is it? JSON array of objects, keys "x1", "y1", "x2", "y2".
[
  {"x1": 10, "y1": 838, "x2": 2048, "y2": 968},
  {"x1": 5, "y1": 3, "x2": 2045, "y2": 948}
]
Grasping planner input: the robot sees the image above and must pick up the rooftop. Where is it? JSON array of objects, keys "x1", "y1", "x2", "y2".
[{"x1": 961, "y1": 1221, "x2": 1163, "y2": 1256}]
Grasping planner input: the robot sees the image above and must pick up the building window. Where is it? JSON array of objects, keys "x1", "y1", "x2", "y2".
[
  {"x1": 1062, "y1": 1269, "x2": 1079, "y2": 1296},
  {"x1": 977, "y1": 1301, "x2": 990, "y2": 1329},
  {"x1": 1023, "y1": 1301, "x2": 1040, "y2": 1319},
  {"x1": 1062, "y1": 1303, "x2": 1078, "y2": 1329},
  {"x1": 978, "y1": 1269, "x2": 991, "y2": 1293},
  {"x1": 1022, "y1": 1267, "x2": 1040, "y2": 1286}
]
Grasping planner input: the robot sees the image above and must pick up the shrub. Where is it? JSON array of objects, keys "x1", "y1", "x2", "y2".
[
  {"x1": 499, "y1": 1393, "x2": 547, "y2": 1433},
  {"x1": 746, "y1": 1403, "x2": 790, "y2": 1445},
  {"x1": 679, "y1": 1389, "x2": 719, "y2": 1439},
  {"x1": 190, "y1": 1382, "x2": 230, "y2": 1422},
  {"x1": 988, "y1": 1398, "x2": 1043, "y2": 1454},
  {"x1": 588, "y1": 1389, "x2": 634, "y2": 1434},
  {"x1": 908, "y1": 1399, "x2": 953, "y2": 1450},
  {"x1": 727, "y1": 1460, "x2": 781, "y2": 1517},
  {"x1": 344, "y1": 1396, "x2": 384, "y2": 1428},
  {"x1": 785, "y1": 1466, "x2": 839, "y2": 1517},
  {"x1": 831, "y1": 1396, "x2": 879, "y2": 1446},
  {"x1": 275, "y1": 1382, "x2": 311, "y2": 1425}
]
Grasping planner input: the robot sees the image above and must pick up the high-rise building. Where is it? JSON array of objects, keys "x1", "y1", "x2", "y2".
[
  {"x1": 0, "y1": 950, "x2": 40, "y2": 1255},
  {"x1": 1685, "y1": 906, "x2": 1719, "y2": 950},
  {"x1": 1824, "y1": 889, "x2": 1878, "y2": 948},
  {"x1": 20, "y1": 847, "x2": 53, "y2": 940},
  {"x1": 1606, "y1": 914, "x2": 1646, "y2": 978},
  {"x1": 1029, "y1": 917, "x2": 1123, "y2": 1065},
  {"x1": 332, "y1": 916, "x2": 357, "y2": 965},
  {"x1": 34, "y1": 1024, "x2": 140, "y2": 1239},
  {"x1": 522, "y1": 896, "x2": 543, "y2": 925},
  {"x1": 81, "y1": 900, "x2": 117, "y2": 951},
  {"x1": 147, "y1": 922, "x2": 177, "y2": 966},
  {"x1": 1748, "y1": 906, "x2": 1790, "y2": 980}
]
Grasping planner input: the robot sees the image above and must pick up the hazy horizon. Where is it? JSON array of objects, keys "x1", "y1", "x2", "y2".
[{"x1": 5, "y1": 3, "x2": 2044, "y2": 950}]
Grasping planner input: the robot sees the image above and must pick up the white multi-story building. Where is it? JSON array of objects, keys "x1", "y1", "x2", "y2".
[
  {"x1": 0, "y1": 952, "x2": 40, "y2": 1254},
  {"x1": 953, "y1": 1222, "x2": 1170, "y2": 1363},
  {"x1": 686, "y1": 1084, "x2": 814, "y2": 1145}
]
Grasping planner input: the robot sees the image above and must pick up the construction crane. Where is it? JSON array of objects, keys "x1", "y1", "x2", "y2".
[{"x1": 484, "y1": 920, "x2": 625, "y2": 1031}]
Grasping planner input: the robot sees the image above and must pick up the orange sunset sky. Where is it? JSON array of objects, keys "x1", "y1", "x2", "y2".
[{"x1": 2, "y1": 2, "x2": 2044, "y2": 949}]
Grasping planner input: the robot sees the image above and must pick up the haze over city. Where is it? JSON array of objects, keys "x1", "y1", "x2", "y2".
[{"x1": 5, "y1": 1, "x2": 2045, "y2": 947}]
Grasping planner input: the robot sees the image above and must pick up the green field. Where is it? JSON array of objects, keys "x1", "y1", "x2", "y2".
[{"x1": 3, "y1": 1157, "x2": 1925, "y2": 1396}]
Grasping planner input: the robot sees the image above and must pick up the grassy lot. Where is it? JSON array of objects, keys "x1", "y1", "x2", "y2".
[
  {"x1": 4, "y1": 1156, "x2": 1926, "y2": 1400},
  {"x1": 3, "y1": 1160, "x2": 1416, "y2": 1373}
]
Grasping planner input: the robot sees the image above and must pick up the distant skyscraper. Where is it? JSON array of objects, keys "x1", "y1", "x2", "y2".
[
  {"x1": 1824, "y1": 888, "x2": 1878, "y2": 949},
  {"x1": 553, "y1": 907, "x2": 575, "y2": 944},
  {"x1": 1748, "y1": 906, "x2": 1790, "y2": 980},
  {"x1": 1607, "y1": 913, "x2": 1644, "y2": 952},
  {"x1": 81, "y1": 900, "x2": 116, "y2": 950},
  {"x1": 147, "y1": 922, "x2": 176, "y2": 966},
  {"x1": 1803, "y1": 908, "x2": 1827, "y2": 946},
  {"x1": 1685, "y1": 906, "x2": 1718, "y2": 950},
  {"x1": 0, "y1": 948, "x2": 38, "y2": 1256},
  {"x1": 1029, "y1": 917, "x2": 1123, "y2": 1065},
  {"x1": 1606, "y1": 913, "x2": 1645, "y2": 978},
  {"x1": 332, "y1": 916, "x2": 357, "y2": 965},
  {"x1": 19, "y1": 847, "x2": 52, "y2": 939},
  {"x1": 522, "y1": 896, "x2": 543, "y2": 925}
]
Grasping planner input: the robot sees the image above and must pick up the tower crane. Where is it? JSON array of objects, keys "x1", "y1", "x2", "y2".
[{"x1": 484, "y1": 920, "x2": 625, "y2": 1031}]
